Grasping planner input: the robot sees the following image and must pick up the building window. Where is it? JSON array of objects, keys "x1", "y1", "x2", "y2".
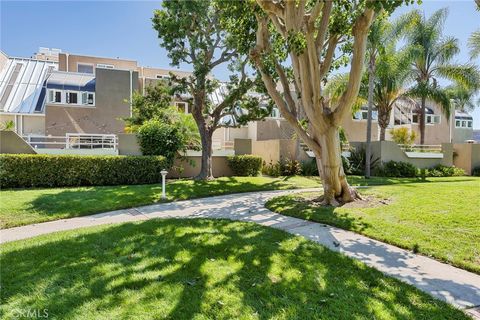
[
  {"x1": 426, "y1": 115, "x2": 440, "y2": 124},
  {"x1": 81, "y1": 92, "x2": 95, "y2": 105},
  {"x1": 97, "y1": 63, "x2": 114, "y2": 69},
  {"x1": 353, "y1": 110, "x2": 377, "y2": 121},
  {"x1": 175, "y1": 101, "x2": 188, "y2": 113},
  {"x1": 48, "y1": 90, "x2": 62, "y2": 103},
  {"x1": 67, "y1": 92, "x2": 78, "y2": 104},
  {"x1": 156, "y1": 75, "x2": 170, "y2": 80},
  {"x1": 455, "y1": 119, "x2": 473, "y2": 128},
  {"x1": 77, "y1": 63, "x2": 94, "y2": 74},
  {"x1": 412, "y1": 114, "x2": 419, "y2": 124}
]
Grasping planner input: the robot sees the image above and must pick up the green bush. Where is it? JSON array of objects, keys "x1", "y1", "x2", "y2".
[
  {"x1": 349, "y1": 147, "x2": 379, "y2": 175},
  {"x1": 473, "y1": 166, "x2": 480, "y2": 177},
  {"x1": 137, "y1": 119, "x2": 184, "y2": 163},
  {"x1": 300, "y1": 159, "x2": 318, "y2": 176},
  {"x1": 227, "y1": 155, "x2": 263, "y2": 176},
  {"x1": 262, "y1": 158, "x2": 302, "y2": 177},
  {"x1": 376, "y1": 161, "x2": 417, "y2": 178},
  {"x1": 0, "y1": 154, "x2": 168, "y2": 188},
  {"x1": 262, "y1": 161, "x2": 282, "y2": 177},
  {"x1": 425, "y1": 165, "x2": 465, "y2": 177}
]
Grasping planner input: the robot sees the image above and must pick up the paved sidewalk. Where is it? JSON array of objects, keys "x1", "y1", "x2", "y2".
[{"x1": 1, "y1": 188, "x2": 479, "y2": 314}]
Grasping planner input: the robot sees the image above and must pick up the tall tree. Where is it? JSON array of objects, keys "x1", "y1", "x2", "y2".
[
  {"x1": 153, "y1": 0, "x2": 269, "y2": 180},
  {"x1": 220, "y1": 0, "x2": 409, "y2": 206},
  {"x1": 399, "y1": 8, "x2": 480, "y2": 144}
]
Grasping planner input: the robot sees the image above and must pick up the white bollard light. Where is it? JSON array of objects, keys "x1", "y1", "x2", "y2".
[{"x1": 160, "y1": 169, "x2": 168, "y2": 199}]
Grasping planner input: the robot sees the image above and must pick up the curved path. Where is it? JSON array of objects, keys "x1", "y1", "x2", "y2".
[{"x1": 1, "y1": 188, "x2": 479, "y2": 316}]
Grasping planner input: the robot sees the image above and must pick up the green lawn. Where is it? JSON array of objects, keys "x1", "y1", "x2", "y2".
[
  {"x1": 0, "y1": 176, "x2": 319, "y2": 229},
  {"x1": 0, "y1": 219, "x2": 468, "y2": 320},
  {"x1": 266, "y1": 177, "x2": 480, "y2": 274}
]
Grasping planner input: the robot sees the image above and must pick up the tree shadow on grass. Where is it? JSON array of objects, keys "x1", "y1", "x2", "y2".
[
  {"x1": 0, "y1": 219, "x2": 467, "y2": 319},
  {"x1": 19, "y1": 177, "x2": 310, "y2": 224},
  {"x1": 266, "y1": 195, "x2": 371, "y2": 233}
]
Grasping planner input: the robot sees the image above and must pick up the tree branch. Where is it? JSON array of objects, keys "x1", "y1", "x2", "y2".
[{"x1": 333, "y1": 8, "x2": 375, "y2": 124}]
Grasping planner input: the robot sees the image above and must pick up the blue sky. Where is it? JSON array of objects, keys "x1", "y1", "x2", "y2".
[{"x1": 1, "y1": 0, "x2": 479, "y2": 128}]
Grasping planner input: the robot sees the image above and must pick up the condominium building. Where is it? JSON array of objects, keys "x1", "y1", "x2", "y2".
[{"x1": 0, "y1": 48, "x2": 475, "y2": 156}]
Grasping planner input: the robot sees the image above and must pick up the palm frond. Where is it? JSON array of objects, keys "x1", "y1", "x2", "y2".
[
  {"x1": 406, "y1": 84, "x2": 451, "y2": 119},
  {"x1": 436, "y1": 64, "x2": 480, "y2": 90},
  {"x1": 468, "y1": 30, "x2": 480, "y2": 60}
]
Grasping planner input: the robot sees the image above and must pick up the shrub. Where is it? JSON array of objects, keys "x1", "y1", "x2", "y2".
[
  {"x1": 389, "y1": 127, "x2": 416, "y2": 146},
  {"x1": 348, "y1": 147, "x2": 379, "y2": 175},
  {"x1": 376, "y1": 161, "x2": 417, "y2": 178},
  {"x1": 282, "y1": 158, "x2": 302, "y2": 176},
  {"x1": 137, "y1": 119, "x2": 184, "y2": 163},
  {"x1": 227, "y1": 155, "x2": 263, "y2": 176},
  {"x1": 262, "y1": 161, "x2": 282, "y2": 177},
  {"x1": 0, "y1": 154, "x2": 168, "y2": 188},
  {"x1": 473, "y1": 166, "x2": 480, "y2": 177},
  {"x1": 262, "y1": 158, "x2": 302, "y2": 177},
  {"x1": 425, "y1": 165, "x2": 466, "y2": 177},
  {"x1": 301, "y1": 159, "x2": 318, "y2": 176}
]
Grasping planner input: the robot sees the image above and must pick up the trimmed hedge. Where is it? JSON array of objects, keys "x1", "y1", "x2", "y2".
[
  {"x1": 0, "y1": 154, "x2": 168, "y2": 188},
  {"x1": 376, "y1": 161, "x2": 417, "y2": 178},
  {"x1": 227, "y1": 155, "x2": 263, "y2": 177},
  {"x1": 424, "y1": 165, "x2": 465, "y2": 177}
]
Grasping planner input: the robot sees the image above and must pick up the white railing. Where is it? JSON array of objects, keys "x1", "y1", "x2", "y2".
[
  {"x1": 23, "y1": 133, "x2": 118, "y2": 150},
  {"x1": 398, "y1": 144, "x2": 442, "y2": 153}
]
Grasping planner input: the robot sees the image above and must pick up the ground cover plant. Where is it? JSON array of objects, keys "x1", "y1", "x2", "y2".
[
  {"x1": 0, "y1": 219, "x2": 469, "y2": 320},
  {"x1": 0, "y1": 176, "x2": 319, "y2": 228},
  {"x1": 266, "y1": 177, "x2": 480, "y2": 273}
]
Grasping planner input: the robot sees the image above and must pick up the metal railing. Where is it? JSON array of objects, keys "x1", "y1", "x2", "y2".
[
  {"x1": 23, "y1": 133, "x2": 118, "y2": 150},
  {"x1": 398, "y1": 144, "x2": 442, "y2": 153}
]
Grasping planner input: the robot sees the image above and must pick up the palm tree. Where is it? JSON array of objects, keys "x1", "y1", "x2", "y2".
[
  {"x1": 398, "y1": 8, "x2": 480, "y2": 144},
  {"x1": 468, "y1": 29, "x2": 480, "y2": 60},
  {"x1": 445, "y1": 85, "x2": 479, "y2": 112}
]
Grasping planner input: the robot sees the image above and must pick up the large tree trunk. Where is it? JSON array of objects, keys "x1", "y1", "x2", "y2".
[
  {"x1": 314, "y1": 127, "x2": 360, "y2": 206},
  {"x1": 419, "y1": 96, "x2": 426, "y2": 145},
  {"x1": 196, "y1": 125, "x2": 214, "y2": 180}
]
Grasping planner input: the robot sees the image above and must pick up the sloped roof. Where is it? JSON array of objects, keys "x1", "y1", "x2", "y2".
[{"x1": 0, "y1": 56, "x2": 57, "y2": 114}]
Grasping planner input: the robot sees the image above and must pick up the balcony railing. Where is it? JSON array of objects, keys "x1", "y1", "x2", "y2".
[{"x1": 23, "y1": 133, "x2": 118, "y2": 150}]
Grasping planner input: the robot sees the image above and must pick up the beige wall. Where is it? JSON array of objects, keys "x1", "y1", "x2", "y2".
[
  {"x1": 117, "y1": 133, "x2": 233, "y2": 178},
  {"x1": 453, "y1": 143, "x2": 480, "y2": 175},
  {"x1": 58, "y1": 53, "x2": 137, "y2": 72},
  {"x1": 169, "y1": 156, "x2": 233, "y2": 178},
  {"x1": 342, "y1": 116, "x2": 379, "y2": 142},
  {"x1": 118, "y1": 133, "x2": 142, "y2": 155},
  {"x1": 45, "y1": 68, "x2": 138, "y2": 136},
  {"x1": 0, "y1": 114, "x2": 45, "y2": 136},
  {"x1": 22, "y1": 115, "x2": 45, "y2": 135},
  {"x1": 453, "y1": 128, "x2": 474, "y2": 143},
  {"x1": 0, "y1": 130, "x2": 36, "y2": 154},
  {"x1": 351, "y1": 141, "x2": 453, "y2": 169},
  {"x1": 255, "y1": 118, "x2": 295, "y2": 141}
]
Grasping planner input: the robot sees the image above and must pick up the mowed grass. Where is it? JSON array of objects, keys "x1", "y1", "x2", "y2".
[
  {"x1": 0, "y1": 176, "x2": 320, "y2": 229},
  {"x1": 266, "y1": 177, "x2": 480, "y2": 273},
  {"x1": 0, "y1": 219, "x2": 468, "y2": 320}
]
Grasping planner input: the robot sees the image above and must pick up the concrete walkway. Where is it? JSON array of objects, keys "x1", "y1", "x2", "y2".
[{"x1": 1, "y1": 188, "x2": 479, "y2": 316}]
